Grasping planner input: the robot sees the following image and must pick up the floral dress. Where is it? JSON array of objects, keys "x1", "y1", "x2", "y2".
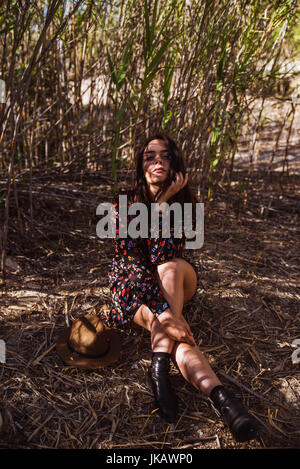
[{"x1": 106, "y1": 188, "x2": 186, "y2": 329}]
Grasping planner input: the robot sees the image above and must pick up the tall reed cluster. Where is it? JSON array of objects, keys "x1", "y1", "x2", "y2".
[{"x1": 0, "y1": 0, "x2": 299, "y2": 272}]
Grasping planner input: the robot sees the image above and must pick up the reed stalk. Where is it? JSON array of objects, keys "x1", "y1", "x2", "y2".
[{"x1": 0, "y1": 0, "x2": 299, "y2": 275}]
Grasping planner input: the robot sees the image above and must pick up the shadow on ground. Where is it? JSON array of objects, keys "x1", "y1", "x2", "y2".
[{"x1": 0, "y1": 163, "x2": 299, "y2": 449}]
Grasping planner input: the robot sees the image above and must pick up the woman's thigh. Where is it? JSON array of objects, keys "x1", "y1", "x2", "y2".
[
  {"x1": 156, "y1": 258, "x2": 197, "y2": 303},
  {"x1": 133, "y1": 258, "x2": 197, "y2": 330}
]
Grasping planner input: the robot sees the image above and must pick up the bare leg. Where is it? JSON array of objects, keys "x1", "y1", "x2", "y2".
[
  {"x1": 171, "y1": 342, "x2": 221, "y2": 396},
  {"x1": 155, "y1": 257, "x2": 197, "y2": 317},
  {"x1": 133, "y1": 303, "x2": 175, "y2": 353},
  {"x1": 133, "y1": 258, "x2": 222, "y2": 396},
  {"x1": 134, "y1": 262, "x2": 257, "y2": 440}
]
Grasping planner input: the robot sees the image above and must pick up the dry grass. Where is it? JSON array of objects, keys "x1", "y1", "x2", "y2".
[{"x1": 0, "y1": 159, "x2": 299, "y2": 449}]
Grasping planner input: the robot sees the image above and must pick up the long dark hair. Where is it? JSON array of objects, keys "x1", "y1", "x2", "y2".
[
  {"x1": 132, "y1": 133, "x2": 197, "y2": 212},
  {"x1": 117, "y1": 134, "x2": 198, "y2": 255},
  {"x1": 115, "y1": 134, "x2": 198, "y2": 254}
]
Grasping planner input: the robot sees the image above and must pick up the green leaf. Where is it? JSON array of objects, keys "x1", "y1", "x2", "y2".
[
  {"x1": 150, "y1": 0, "x2": 158, "y2": 50},
  {"x1": 151, "y1": 3, "x2": 175, "y2": 58},
  {"x1": 146, "y1": 38, "x2": 170, "y2": 77},
  {"x1": 143, "y1": 0, "x2": 151, "y2": 64},
  {"x1": 107, "y1": 50, "x2": 118, "y2": 86},
  {"x1": 163, "y1": 64, "x2": 174, "y2": 102},
  {"x1": 162, "y1": 110, "x2": 172, "y2": 129}
]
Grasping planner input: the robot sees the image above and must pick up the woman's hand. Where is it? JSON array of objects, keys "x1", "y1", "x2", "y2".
[
  {"x1": 157, "y1": 310, "x2": 196, "y2": 346},
  {"x1": 157, "y1": 172, "x2": 188, "y2": 203}
]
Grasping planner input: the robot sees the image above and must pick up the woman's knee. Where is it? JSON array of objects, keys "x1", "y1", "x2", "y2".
[
  {"x1": 156, "y1": 257, "x2": 186, "y2": 281},
  {"x1": 157, "y1": 258, "x2": 197, "y2": 297},
  {"x1": 171, "y1": 340, "x2": 194, "y2": 366},
  {"x1": 133, "y1": 304, "x2": 155, "y2": 331}
]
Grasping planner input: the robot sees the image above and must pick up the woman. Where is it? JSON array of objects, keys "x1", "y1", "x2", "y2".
[{"x1": 106, "y1": 133, "x2": 258, "y2": 442}]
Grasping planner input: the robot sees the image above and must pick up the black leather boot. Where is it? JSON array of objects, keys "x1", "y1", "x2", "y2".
[
  {"x1": 209, "y1": 385, "x2": 258, "y2": 442},
  {"x1": 147, "y1": 352, "x2": 178, "y2": 423}
]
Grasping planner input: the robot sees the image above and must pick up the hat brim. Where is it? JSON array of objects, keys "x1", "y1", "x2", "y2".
[{"x1": 56, "y1": 327, "x2": 121, "y2": 369}]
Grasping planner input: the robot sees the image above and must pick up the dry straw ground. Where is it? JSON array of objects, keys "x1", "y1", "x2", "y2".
[{"x1": 0, "y1": 105, "x2": 299, "y2": 449}]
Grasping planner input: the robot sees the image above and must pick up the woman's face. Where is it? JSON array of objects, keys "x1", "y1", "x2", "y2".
[{"x1": 142, "y1": 139, "x2": 171, "y2": 187}]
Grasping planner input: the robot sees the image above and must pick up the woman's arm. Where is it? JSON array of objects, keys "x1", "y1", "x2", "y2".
[{"x1": 147, "y1": 172, "x2": 188, "y2": 264}]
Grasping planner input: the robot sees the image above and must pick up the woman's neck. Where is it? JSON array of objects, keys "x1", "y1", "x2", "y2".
[{"x1": 148, "y1": 183, "x2": 161, "y2": 201}]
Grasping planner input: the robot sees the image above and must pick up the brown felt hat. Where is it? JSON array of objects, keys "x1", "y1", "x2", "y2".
[{"x1": 56, "y1": 314, "x2": 120, "y2": 369}]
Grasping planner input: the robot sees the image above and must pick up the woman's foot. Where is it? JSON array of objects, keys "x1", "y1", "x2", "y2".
[
  {"x1": 147, "y1": 352, "x2": 178, "y2": 423},
  {"x1": 209, "y1": 385, "x2": 258, "y2": 442}
]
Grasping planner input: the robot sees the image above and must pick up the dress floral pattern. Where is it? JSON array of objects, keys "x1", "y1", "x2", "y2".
[{"x1": 106, "y1": 189, "x2": 185, "y2": 328}]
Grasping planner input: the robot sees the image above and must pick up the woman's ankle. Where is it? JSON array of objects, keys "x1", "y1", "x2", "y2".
[
  {"x1": 152, "y1": 351, "x2": 171, "y2": 359},
  {"x1": 209, "y1": 384, "x2": 225, "y2": 400},
  {"x1": 194, "y1": 379, "x2": 223, "y2": 398}
]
